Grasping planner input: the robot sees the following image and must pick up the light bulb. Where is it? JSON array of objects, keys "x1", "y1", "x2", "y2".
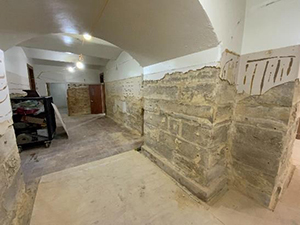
[
  {"x1": 83, "y1": 33, "x2": 92, "y2": 41},
  {"x1": 67, "y1": 66, "x2": 75, "y2": 73},
  {"x1": 76, "y1": 61, "x2": 85, "y2": 69}
]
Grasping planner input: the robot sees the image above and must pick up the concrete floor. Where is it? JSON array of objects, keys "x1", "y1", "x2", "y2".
[
  {"x1": 21, "y1": 114, "x2": 143, "y2": 184},
  {"x1": 30, "y1": 151, "x2": 222, "y2": 225},
  {"x1": 29, "y1": 142, "x2": 300, "y2": 225},
  {"x1": 20, "y1": 114, "x2": 143, "y2": 225},
  {"x1": 23, "y1": 113, "x2": 300, "y2": 225}
]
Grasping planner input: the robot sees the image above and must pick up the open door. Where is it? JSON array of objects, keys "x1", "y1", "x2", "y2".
[
  {"x1": 89, "y1": 84, "x2": 105, "y2": 114},
  {"x1": 27, "y1": 64, "x2": 36, "y2": 90}
]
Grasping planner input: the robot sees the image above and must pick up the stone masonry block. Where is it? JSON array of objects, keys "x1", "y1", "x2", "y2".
[
  {"x1": 172, "y1": 154, "x2": 206, "y2": 185},
  {"x1": 213, "y1": 104, "x2": 233, "y2": 124},
  {"x1": 168, "y1": 117, "x2": 181, "y2": 136},
  {"x1": 210, "y1": 124, "x2": 230, "y2": 148},
  {"x1": 214, "y1": 81, "x2": 236, "y2": 104},
  {"x1": 232, "y1": 160, "x2": 275, "y2": 194},
  {"x1": 235, "y1": 104, "x2": 291, "y2": 125},
  {"x1": 239, "y1": 82, "x2": 294, "y2": 108},
  {"x1": 180, "y1": 83, "x2": 216, "y2": 105},
  {"x1": 181, "y1": 121, "x2": 211, "y2": 147},
  {"x1": 143, "y1": 85, "x2": 179, "y2": 101},
  {"x1": 144, "y1": 111, "x2": 167, "y2": 130},
  {"x1": 156, "y1": 100, "x2": 214, "y2": 122},
  {"x1": 232, "y1": 123, "x2": 284, "y2": 175}
]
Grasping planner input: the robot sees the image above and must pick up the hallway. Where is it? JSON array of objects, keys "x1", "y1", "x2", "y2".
[{"x1": 1, "y1": 1, "x2": 300, "y2": 224}]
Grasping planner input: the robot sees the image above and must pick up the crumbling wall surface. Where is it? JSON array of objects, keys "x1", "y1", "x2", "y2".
[
  {"x1": 105, "y1": 76, "x2": 143, "y2": 135},
  {"x1": 142, "y1": 67, "x2": 236, "y2": 202},
  {"x1": 67, "y1": 84, "x2": 91, "y2": 116},
  {"x1": 219, "y1": 46, "x2": 300, "y2": 209},
  {"x1": 230, "y1": 82, "x2": 297, "y2": 208},
  {"x1": 0, "y1": 50, "x2": 27, "y2": 225}
]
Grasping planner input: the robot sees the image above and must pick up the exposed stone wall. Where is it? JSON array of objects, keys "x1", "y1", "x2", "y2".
[
  {"x1": 67, "y1": 84, "x2": 91, "y2": 116},
  {"x1": 105, "y1": 76, "x2": 143, "y2": 135},
  {"x1": 142, "y1": 67, "x2": 236, "y2": 202},
  {"x1": 229, "y1": 81, "x2": 298, "y2": 208},
  {"x1": 0, "y1": 50, "x2": 27, "y2": 225}
]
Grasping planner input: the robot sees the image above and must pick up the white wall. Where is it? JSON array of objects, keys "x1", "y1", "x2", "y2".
[
  {"x1": 199, "y1": 0, "x2": 247, "y2": 54},
  {"x1": 242, "y1": 0, "x2": 300, "y2": 54},
  {"x1": 0, "y1": 50, "x2": 12, "y2": 123},
  {"x1": 143, "y1": 46, "x2": 221, "y2": 80},
  {"x1": 144, "y1": 0, "x2": 247, "y2": 81},
  {"x1": 34, "y1": 64, "x2": 101, "y2": 96},
  {"x1": 4, "y1": 46, "x2": 33, "y2": 94},
  {"x1": 105, "y1": 52, "x2": 143, "y2": 82},
  {"x1": 49, "y1": 83, "x2": 68, "y2": 108}
]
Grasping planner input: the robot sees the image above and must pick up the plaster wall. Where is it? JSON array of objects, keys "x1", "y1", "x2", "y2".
[
  {"x1": 242, "y1": 0, "x2": 300, "y2": 54},
  {"x1": 33, "y1": 64, "x2": 101, "y2": 96},
  {"x1": 0, "y1": 50, "x2": 27, "y2": 225},
  {"x1": 105, "y1": 52, "x2": 143, "y2": 82},
  {"x1": 4, "y1": 47, "x2": 33, "y2": 94},
  {"x1": 49, "y1": 83, "x2": 68, "y2": 108},
  {"x1": 144, "y1": 0, "x2": 247, "y2": 81},
  {"x1": 199, "y1": 0, "x2": 247, "y2": 54}
]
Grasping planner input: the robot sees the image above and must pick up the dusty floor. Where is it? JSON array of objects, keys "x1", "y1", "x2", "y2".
[
  {"x1": 30, "y1": 143, "x2": 300, "y2": 225},
  {"x1": 20, "y1": 113, "x2": 143, "y2": 225}
]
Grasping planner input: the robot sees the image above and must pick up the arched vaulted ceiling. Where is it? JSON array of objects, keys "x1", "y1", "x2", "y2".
[{"x1": 0, "y1": 0, "x2": 219, "y2": 66}]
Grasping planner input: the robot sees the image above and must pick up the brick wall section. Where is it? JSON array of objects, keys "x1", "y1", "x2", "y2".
[
  {"x1": 142, "y1": 67, "x2": 236, "y2": 202},
  {"x1": 230, "y1": 81, "x2": 298, "y2": 208},
  {"x1": 67, "y1": 84, "x2": 91, "y2": 116},
  {"x1": 105, "y1": 76, "x2": 143, "y2": 135}
]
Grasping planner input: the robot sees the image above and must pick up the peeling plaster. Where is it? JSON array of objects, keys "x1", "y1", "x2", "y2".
[
  {"x1": 237, "y1": 45, "x2": 300, "y2": 95},
  {"x1": 143, "y1": 46, "x2": 221, "y2": 81}
]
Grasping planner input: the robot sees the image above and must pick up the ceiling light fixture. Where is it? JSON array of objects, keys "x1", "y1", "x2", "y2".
[
  {"x1": 76, "y1": 61, "x2": 85, "y2": 69},
  {"x1": 83, "y1": 33, "x2": 92, "y2": 41},
  {"x1": 67, "y1": 66, "x2": 75, "y2": 73},
  {"x1": 76, "y1": 54, "x2": 85, "y2": 69}
]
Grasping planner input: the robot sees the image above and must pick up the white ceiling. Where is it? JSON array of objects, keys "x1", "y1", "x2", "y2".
[
  {"x1": 0, "y1": 0, "x2": 219, "y2": 66},
  {"x1": 31, "y1": 59, "x2": 104, "y2": 71},
  {"x1": 20, "y1": 34, "x2": 122, "y2": 60},
  {"x1": 22, "y1": 47, "x2": 109, "y2": 66},
  {"x1": 19, "y1": 33, "x2": 121, "y2": 69}
]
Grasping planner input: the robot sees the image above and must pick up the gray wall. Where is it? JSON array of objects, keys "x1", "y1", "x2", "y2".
[{"x1": 49, "y1": 83, "x2": 68, "y2": 109}]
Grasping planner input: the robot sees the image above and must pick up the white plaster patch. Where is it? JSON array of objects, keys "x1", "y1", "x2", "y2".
[
  {"x1": 0, "y1": 50, "x2": 12, "y2": 123},
  {"x1": 237, "y1": 45, "x2": 300, "y2": 95},
  {"x1": 219, "y1": 50, "x2": 240, "y2": 85}
]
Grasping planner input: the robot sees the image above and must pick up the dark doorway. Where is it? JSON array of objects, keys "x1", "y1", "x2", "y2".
[
  {"x1": 100, "y1": 73, "x2": 104, "y2": 84},
  {"x1": 27, "y1": 64, "x2": 36, "y2": 90},
  {"x1": 89, "y1": 84, "x2": 105, "y2": 114}
]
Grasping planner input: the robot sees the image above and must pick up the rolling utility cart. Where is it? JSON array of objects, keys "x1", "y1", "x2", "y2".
[{"x1": 11, "y1": 96, "x2": 56, "y2": 151}]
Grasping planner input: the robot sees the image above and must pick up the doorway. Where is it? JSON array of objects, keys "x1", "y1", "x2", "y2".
[
  {"x1": 48, "y1": 83, "x2": 68, "y2": 114},
  {"x1": 27, "y1": 64, "x2": 36, "y2": 90},
  {"x1": 89, "y1": 84, "x2": 105, "y2": 114}
]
